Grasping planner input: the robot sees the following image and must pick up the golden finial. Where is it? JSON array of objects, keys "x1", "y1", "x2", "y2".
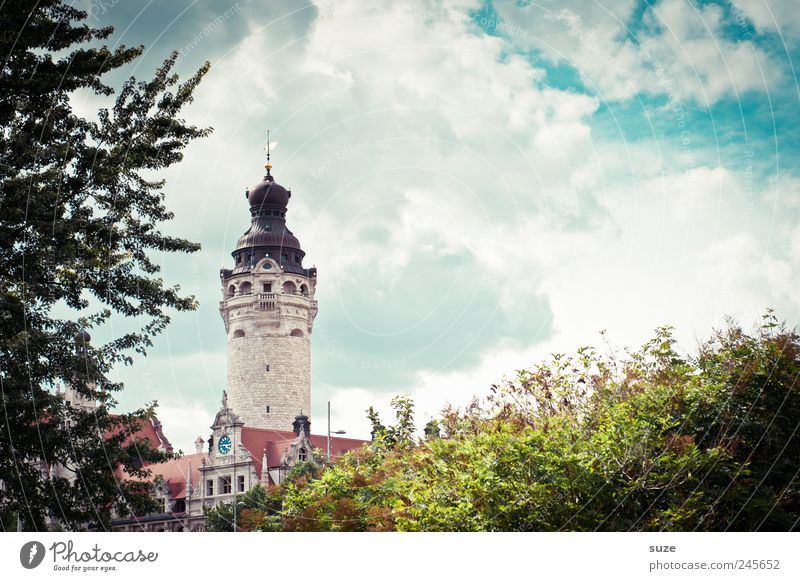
[{"x1": 264, "y1": 129, "x2": 278, "y2": 175}]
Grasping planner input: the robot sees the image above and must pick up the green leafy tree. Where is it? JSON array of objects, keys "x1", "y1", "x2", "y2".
[
  {"x1": 0, "y1": 0, "x2": 210, "y2": 530},
  {"x1": 205, "y1": 485, "x2": 282, "y2": 532},
  {"x1": 277, "y1": 316, "x2": 799, "y2": 531}
]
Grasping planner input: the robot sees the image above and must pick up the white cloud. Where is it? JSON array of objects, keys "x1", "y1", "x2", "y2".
[
  {"x1": 80, "y1": 0, "x2": 799, "y2": 440},
  {"x1": 494, "y1": 0, "x2": 784, "y2": 104},
  {"x1": 733, "y1": 0, "x2": 800, "y2": 36}
]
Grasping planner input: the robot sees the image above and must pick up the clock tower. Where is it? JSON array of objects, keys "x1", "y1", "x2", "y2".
[{"x1": 219, "y1": 155, "x2": 318, "y2": 430}]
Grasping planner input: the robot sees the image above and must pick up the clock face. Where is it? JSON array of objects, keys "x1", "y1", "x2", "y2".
[{"x1": 218, "y1": 435, "x2": 232, "y2": 455}]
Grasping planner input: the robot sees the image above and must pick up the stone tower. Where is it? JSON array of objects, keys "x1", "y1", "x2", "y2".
[{"x1": 219, "y1": 162, "x2": 318, "y2": 430}]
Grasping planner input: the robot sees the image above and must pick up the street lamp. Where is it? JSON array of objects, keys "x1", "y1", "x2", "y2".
[
  {"x1": 233, "y1": 501, "x2": 245, "y2": 532},
  {"x1": 327, "y1": 401, "x2": 346, "y2": 461}
]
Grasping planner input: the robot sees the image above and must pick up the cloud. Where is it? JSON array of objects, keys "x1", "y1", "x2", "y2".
[
  {"x1": 80, "y1": 0, "x2": 800, "y2": 440},
  {"x1": 494, "y1": 0, "x2": 785, "y2": 105},
  {"x1": 733, "y1": 0, "x2": 800, "y2": 37}
]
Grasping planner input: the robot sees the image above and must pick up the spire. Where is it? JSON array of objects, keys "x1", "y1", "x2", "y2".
[
  {"x1": 263, "y1": 129, "x2": 277, "y2": 176},
  {"x1": 261, "y1": 448, "x2": 269, "y2": 485},
  {"x1": 185, "y1": 462, "x2": 193, "y2": 499}
]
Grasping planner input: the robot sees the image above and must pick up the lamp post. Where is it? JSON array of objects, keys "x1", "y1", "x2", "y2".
[
  {"x1": 327, "y1": 401, "x2": 346, "y2": 461},
  {"x1": 233, "y1": 501, "x2": 245, "y2": 533}
]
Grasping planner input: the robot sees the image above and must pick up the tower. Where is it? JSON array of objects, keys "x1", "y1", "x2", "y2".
[{"x1": 219, "y1": 153, "x2": 318, "y2": 430}]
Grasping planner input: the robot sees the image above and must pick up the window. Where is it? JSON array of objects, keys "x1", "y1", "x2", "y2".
[
  {"x1": 174, "y1": 499, "x2": 186, "y2": 513},
  {"x1": 206, "y1": 479, "x2": 213, "y2": 496},
  {"x1": 265, "y1": 405, "x2": 270, "y2": 413},
  {"x1": 238, "y1": 475, "x2": 245, "y2": 492},
  {"x1": 240, "y1": 281, "x2": 252, "y2": 295},
  {"x1": 299, "y1": 447, "x2": 307, "y2": 461},
  {"x1": 282, "y1": 281, "x2": 296, "y2": 294},
  {"x1": 227, "y1": 285, "x2": 235, "y2": 298},
  {"x1": 290, "y1": 329, "x2": 304, "y2": 337},
  {"x1": 294, "y1": 254, "x2": 300, "y2": 263},
  {"x1": 233, "y1": 329, "x2": 245, "y2": 338},
  {"x1": 220, "y1": 476, "x2": 231, "y2": 495},
  {"x1": 265, "y1": 364, "x2": 270, "y2": 372},
  {"x1": 281, "y1": 253, "x2": 288, "y2": 262},
  {"x1": 263, "y1": 282, "x2": 272, "y2": 293}
]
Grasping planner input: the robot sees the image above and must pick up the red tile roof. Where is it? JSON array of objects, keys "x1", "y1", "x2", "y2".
[
  {"x1": 107, "y1": 415, "x2": 172, "y2": 453},
  {"x1": 240, "y1": 427, "x2": 367, "y2": 476},
  {"x1": 145, "y1": 452, "x2": 207, "y2": 500},
  {"x1": 117, "y1": 419, "x2": 368, "y2": 499}
]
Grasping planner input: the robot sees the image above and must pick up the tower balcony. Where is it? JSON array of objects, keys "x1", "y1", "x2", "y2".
[
  {"x1": 224, "y1": 290, "x2": 316, "y2": 312},
  {"x1": 253, "y1": 292, "x2": 317, "y2": 312}
]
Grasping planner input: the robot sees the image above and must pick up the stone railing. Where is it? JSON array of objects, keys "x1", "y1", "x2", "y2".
[{"x1": 255, "y1": 292, "x2": 277, "y2": 311}]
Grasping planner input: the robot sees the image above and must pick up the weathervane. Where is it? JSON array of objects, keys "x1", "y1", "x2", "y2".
[{"x1": 264, "y1": 129, "x2": 278, "y2": 176}]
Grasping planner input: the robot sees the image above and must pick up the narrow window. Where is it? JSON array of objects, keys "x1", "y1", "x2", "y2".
[
  {"x1": 281, "y1": 253, "x2": 288, "y2": 262},
  {"x1": 299, "y1": 447, "x2": 307, "y2": 461},
  {"x1": 237, "y1": 475, "x2": 245, "y2": 492},
  {"x1": 265, "y1": 364, "x2": 270, "y2": 372},
  {"x1": 206, "y1": 479, "x2": 214, "y2": 496},
  {"x1": 263, "y1": 282, "x2": 272, "y2": 293},
  {"x1": 265, "y1": 405, "x2": 270, "y2": 413},
  {"x1": 220, "y1": 476, "x2": 231, "y2": 494}
]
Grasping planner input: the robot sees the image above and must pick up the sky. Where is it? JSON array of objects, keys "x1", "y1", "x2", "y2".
[{"x1": 73, "y1": 0, "x2": 800, "y2": 452}]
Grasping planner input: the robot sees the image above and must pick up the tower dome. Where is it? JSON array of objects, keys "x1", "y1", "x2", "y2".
[
  {"x1": 231, "y1": 171, "x2": 307, "y2": 274},
  {"x1": 246, "y1": 174, "x2": 291, "y2": 212}
]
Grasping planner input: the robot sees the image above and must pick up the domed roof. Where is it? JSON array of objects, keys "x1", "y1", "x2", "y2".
[
  {"x1": 76, "y1": 329, "x2": 91, "y2": 343},
  {"x1": 247, "y1": 174, "x2": 290, "y2": 210},
  {"x1": 235, "y1": 226, "x2": 301, "y2": 251}
]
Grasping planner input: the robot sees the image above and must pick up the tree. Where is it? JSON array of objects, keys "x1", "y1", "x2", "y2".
[
  {"x1": 277, "y1": 316, "x2": 799, "y2": 531},
  {"x1": 205, "y1": 485, "x2": 282, "y2": 532},
  {"x1": 0, "y1": 0, "x2": 210, "y2": 530}
]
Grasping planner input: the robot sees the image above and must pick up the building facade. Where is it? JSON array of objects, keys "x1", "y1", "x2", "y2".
[{"x1": 111, "y1": 160, "x2": 366, "y2": 532}]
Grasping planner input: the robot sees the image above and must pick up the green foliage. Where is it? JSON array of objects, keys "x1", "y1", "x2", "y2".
[
  {"x1": 204, "y1": 485, "x2": 282, "y2": 532},
  {"x1": 275, "y1": 316, "x2": 799, "y2": 531},
  {"x1": 0, "y1": 0, "x2": 209, "y2": 530},
  {"x1": 285, "y1": 460, "x2": 321, "y2": 483},
  {"x1": 367, "y1": 395, "x2": 417, "y2": 451}
]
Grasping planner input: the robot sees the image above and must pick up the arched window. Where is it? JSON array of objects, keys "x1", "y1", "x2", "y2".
[
  {"x1": 227, "y1": 285, "x2": 235, "y2": 298},
  {"x1": 282, "y1": 281, "x2": 296, "y2": 294},
  {"x1": 240, "y1": 281, "x2": 252, "y2": 295},
  {"x1": 298, "y1": 447, "x2": 307, "y2": 461},
  {"x1": 290, "y1": 329, "x2": 304, "y2": 337},
  {"x1": 299, "y1": 284, "x2": 308, "y2": 296},
  {"x1": 233, "y1": 329, "x2": 245, "y2": 338}
]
